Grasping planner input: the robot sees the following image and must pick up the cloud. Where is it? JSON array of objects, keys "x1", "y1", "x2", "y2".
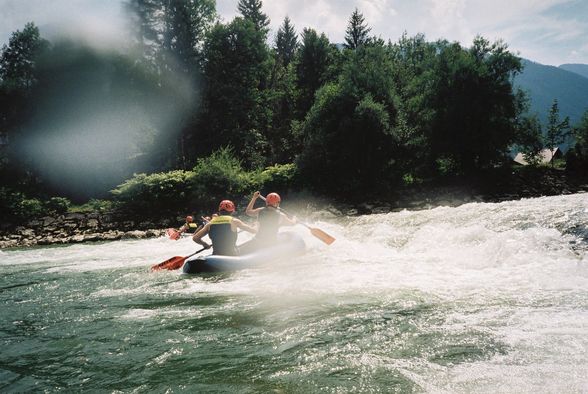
[
  {"x1": 257, "y1": 0, "x2": 587, "y2": 65},
  {"x1": 0, "y1": 0, "x2": 128, "y2": 50},
  {"x1": 2, "y1": 0, "x2": 588, "y2": 66}
]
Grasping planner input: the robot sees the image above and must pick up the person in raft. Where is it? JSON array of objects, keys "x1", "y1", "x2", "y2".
[
  {"x1": 238, "y1": 191, "x2": 297, "y2": 254},
  {"x1": 191, "y1": 200, "x2": 256, "y2": 256},
  {"x1": 167, "y1": 215, "x2": 206, "y2": 240}
]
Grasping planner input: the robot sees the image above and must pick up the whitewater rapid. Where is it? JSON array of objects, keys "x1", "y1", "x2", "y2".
[{"x1": 1, "y1": 193, "x2": 587, "y2": 392}]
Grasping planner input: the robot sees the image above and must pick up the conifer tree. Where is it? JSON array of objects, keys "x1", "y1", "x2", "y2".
[
  {"x1": 344, "y1": 8, "x2": 371, "y2": 50},
  {"x1": 275, "y1": 16, "x2": 298, "y2": 67},
  {"x1": 545, "y1": 99, "x2": 570, "y2": 166},
  {"x1": 295, "y1": 28, "x2": 336, "y2": 116},
  {"x1": 200, "y1": 17, "x2": 271, "y2": 168},
  {"x1": 237, "y1": 0, "x2": 270, "y2": 33}
]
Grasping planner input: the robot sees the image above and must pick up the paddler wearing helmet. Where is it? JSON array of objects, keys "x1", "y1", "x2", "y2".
[
  {"x1": 167, "y1": 215, "x2": 203, "y2": 240},
  {"x1": 191, "y1": 199, "x2": 256, "y2": 256},
  {"x1": 180, "y1": 215, "x2": 200, "y2": 233},
  {"x1": 239, "y1": 191, "x2": 297, "y2": 254}
]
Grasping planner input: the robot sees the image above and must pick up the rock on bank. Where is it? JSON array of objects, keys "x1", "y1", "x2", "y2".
[{"x1": 0, "y1": 212, "x2": 166, "y2": 249}]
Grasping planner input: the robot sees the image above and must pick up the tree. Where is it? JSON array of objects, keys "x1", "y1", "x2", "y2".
[
  {"x1": 295, "y1": 28, "x2": 338, "y2": 117},
  {"x1": 265, "y1": 17, "x2": 299, "y2": 163},
  {"x1": 124, "y1": 0, "x2": 216, "y2": 74},
  {"x1": 0, "y1": 23, "x2": 49, "y2": 90},
  {"x1": 572, "y1": 109, "x2": 588, "y2": 156},
  {"x1": 199, "y1": 18, "x2": 272, "y2": 168},
  {"x1": 387, "y1": 33, "x2": 438, "y2": 176},
  {"x1": 0, "y1": 22, "x2": 49, "y2": 187},
  {"x1": 545, "y1": 99, "x2": 570, "y2": 166},
  {"x1": 516, "y1": 115, "x2": 544, "y2": 165},
  {"x1": 275, "y1": 16, "x2": 298, "y2": 67},
  {"x1": 124, "y1": 0, "x2": 161, "y2": 70},
  {"x1": 124, "y1": 0, "x2": 217, "y2": 168},
  {"x1": 298, "y1": 44, "x2": 398, "y2": 193},
  {"x1": 237, "y1": 0, "x2": 269, "y2": 33},
  {"x1": 161, "y1": 0, "x2": 216, "y2": 75},
  {"x1": 429, "y1": 36, "x2": 522, "y2": 173},
  {"x1": 566, "y1": 109, "x2": 588, "y2": 173},
  {"x1": 344, "y1": 8, "x2": 371, "y2": 50}
]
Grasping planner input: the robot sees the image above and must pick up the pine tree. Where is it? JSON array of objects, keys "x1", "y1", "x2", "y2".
[
  {"x1": 237, "y1": 0, "x2": 269, "y2": 33},
  {"x1": 344, "y1": 8, "x2": 371, "y2": 50},
  {"x1": 124, "y1": 0, "x2": 216, "y2": 75},
  {"x1": 125, "y1": 0, "x2": 216, "y2": 168},
  {"x1": 545, "y1": 99, "x2": 570, "y2": 167},
  {"x1": 275, "y1": 16, "x2": 298, "y2": 67},
  {"x1": 295, "y1": 28, "x2": 336, "y2": 116},
  {"x1": 200, "y1": 18, "x2": 272, "y2": 168}
]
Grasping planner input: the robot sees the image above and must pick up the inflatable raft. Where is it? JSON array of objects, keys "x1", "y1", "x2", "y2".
[{"x1": 182, "y1": 232, "x2": 306, "y2": 274}]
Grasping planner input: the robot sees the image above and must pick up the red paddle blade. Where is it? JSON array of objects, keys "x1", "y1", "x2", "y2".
[
  {"x1": 151, "y1": 255, "x2": 186, "y2": 271},
  {"x1": 166, "y1": 228, "x2": 181, "y2": 240},
  {"x1": 310, "y1": 227, "x2": 336, "y2": 245}
]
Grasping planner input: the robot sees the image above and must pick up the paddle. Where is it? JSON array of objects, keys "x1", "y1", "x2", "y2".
[
  {"x1": 166, "y1": 228, "x2": 181, "y2": 240},
  {"x1": 150, "y1": 246, "x2": 209, "y2": 271},
  {"x1": 167, "y1": 216, "x2": 211, "y2": 240},
  {"x1": 259, "y1": 195, "x2": 335, "y2": 245}
]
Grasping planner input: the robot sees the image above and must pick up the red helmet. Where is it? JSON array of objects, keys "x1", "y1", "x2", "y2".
[
  {"x1": 218, "y1": 200, "x2": 235, "y2": 213},
  {"x1": 266, "y1": 192, "x2": 281, "y2": 207},
  {"x1": 185, "y1": 216, "x2": 193, "y2": 223}
]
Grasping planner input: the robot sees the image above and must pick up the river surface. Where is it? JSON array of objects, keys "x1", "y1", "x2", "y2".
[{"x1": 1, "y1": 193, "x2": 587, "y2": 393}]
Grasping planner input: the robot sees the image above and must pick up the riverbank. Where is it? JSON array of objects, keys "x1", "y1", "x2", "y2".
[
  {"x1": 0, "y1": 212, "x2": 169, "y2": 249},
  {"x1": 323, "y1": 166, "x2": 588, "y2": 216},
  {"x1": 2, "y1": 167, "x2": 587, "y2": 249}
]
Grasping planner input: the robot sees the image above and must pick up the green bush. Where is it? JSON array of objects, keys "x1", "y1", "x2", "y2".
[
  {"x1": 0, "y1": 187, "x2": 45, "y2": 222},
  {"x1": 189, "y1": 148, "x2": 252, "y2": 210},
  {"x1": 20, "y1": 198, "x2": 45, "y2": 217},
  {"x1": 251, "y1": 163, "x2": 299, "y2": 192},
  {"x1": 111, "y1": 170, "x2": 193, "y2": 213},
  {"x1": 70, "y1": 199, "x2": 114, "y2": 213},
  {"x1": 45, "y1": 197, "x2": 71, "y2": 215},
  {"x1": 401, "y1": 173, "x2": 423, "y2": 186},
  {"x1": 436, "y1": 157, "x2": 461, "y2": 176},
  {"x1": 109, "y1": 148, "x2": 300, "y2": 216}
]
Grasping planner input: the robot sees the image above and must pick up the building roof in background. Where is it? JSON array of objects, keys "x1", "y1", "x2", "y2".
[{"x1": 513, "y1": 147, "x2": 561, "y2": 165}]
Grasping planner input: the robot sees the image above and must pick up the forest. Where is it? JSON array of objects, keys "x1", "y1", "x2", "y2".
[{"x1": 1, "y1": 0, "x2": 587, "y2": 222}]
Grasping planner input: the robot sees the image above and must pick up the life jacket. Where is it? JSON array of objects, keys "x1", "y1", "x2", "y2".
[
  {"x1": 208, "y1": 215, "x2": 238, "y2": 256},
  {"x1": 255, "y1": 207, "x2": 280, "y2": 244},
  {"x1": 184, "y1": 222, "x2": 199, "y2": 233}
]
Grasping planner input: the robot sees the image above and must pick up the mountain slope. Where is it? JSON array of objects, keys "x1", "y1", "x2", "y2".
[
  {"x1": 513, "y1": 59, "x2": 588, "y2": 126},
  {"x1": 559, "y1": 63, "x2": 588, "y2": 79}
]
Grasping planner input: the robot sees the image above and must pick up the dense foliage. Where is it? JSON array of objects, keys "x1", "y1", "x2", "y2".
[
  {"x1": 110, "y1": 148, "x2": 298, "y2": 216},
  {"x1": 0, "y1": 1, "x2": 586, "y2": 221}
]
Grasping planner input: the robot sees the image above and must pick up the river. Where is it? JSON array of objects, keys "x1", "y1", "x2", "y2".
[{"x1": 1, "y1": 193, "x2": 587, "y2": 393}]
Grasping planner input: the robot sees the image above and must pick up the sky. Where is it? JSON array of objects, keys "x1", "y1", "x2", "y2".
[{"x1": 1, "y1": 0, "x2": 587, "y2": 66}]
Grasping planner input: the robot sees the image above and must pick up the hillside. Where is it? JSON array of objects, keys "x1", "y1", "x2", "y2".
[
  {"x1": 514, "y1": 59, "x2": 588, "y2": 126},
  {"x1": 559, "y1": 63, "x2": 588, "y2": 79}
]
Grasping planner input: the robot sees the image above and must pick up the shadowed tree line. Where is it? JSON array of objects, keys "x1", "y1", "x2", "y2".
[{"x1": 1, "y1": 1, "x2": 587, "y2": 221}]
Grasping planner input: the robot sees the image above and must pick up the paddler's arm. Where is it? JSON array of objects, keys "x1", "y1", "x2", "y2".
[
  {"x1": 232, "y1": 218, "x2": 257, "y2": 234},
  {"x1": 279, "y1": 212, "x2": 297, "y2": 226},
  {"x1": 177, "y1": 222, "x2": 189, "y2": 235},
  {"x1": 245, "y1": 191, "x2": 263, "y2": 217},
  {"x1": 178, "y1": 216, "x2": 196, "y2": 235},
  {"x1": 191, "y1": 223, "x2": 212, "y2": 249}
]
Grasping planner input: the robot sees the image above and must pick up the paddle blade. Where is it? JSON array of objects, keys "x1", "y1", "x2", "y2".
[
  {"x1": 166, "y1": 228, "x2": 181, "y2": 240},
  {"x1": 310, "y1": 227, "x2": 335, "y2": 245},
  {"x1": 151, "y1": 255, "x2": 186, "y2": 271}
]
